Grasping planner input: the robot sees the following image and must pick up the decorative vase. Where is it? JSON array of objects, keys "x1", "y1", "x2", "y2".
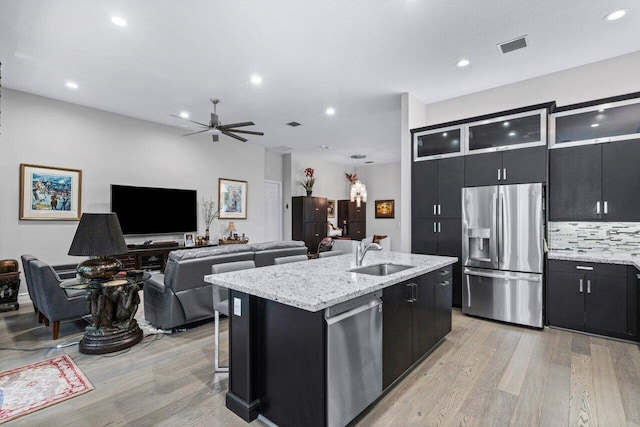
[
  {"x1": 205, "y1": 228, "x2": 210, "y2": 241},
  {"x1": 306, "y1": 190, "x2": 312, "y2": 196}
]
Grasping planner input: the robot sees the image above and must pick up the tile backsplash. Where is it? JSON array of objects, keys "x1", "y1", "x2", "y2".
[{"x1": 548, "y1": 222, "x2": 640, "y2": 255}]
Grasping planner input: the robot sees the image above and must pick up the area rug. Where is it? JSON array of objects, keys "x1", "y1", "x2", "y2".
[{"x1": 0, "y1": 355, "x2": 93, "y2": 424}]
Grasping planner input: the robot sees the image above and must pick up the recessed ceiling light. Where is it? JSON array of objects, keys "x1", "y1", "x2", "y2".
[
  {"x1": 326, "y1": 107, "x2": 336, "y2": 116},
  {"x1": 320, "y1": 145, "x2": 332, "y2": 150},
  {"x1": 456, "y1": 59, "x2": 470, "y2": 68},
  {"x1": 605, "y1": 9, "x2": 627, "y2": 21},
  {"x1": 111, "y1": 16, "x2": 127, "y2": 26},
  {"x1": 508, "y1": 131, "x2": 516, "y2": 136},
  {"x1": 591, "y1": 123, "x2": 600, "y2": 128},
  {"x1": 179, "y1": 111, "x2": 190, "y2": 119},
  {"x1": 251, "y1": 74, "x2": 262, "y2": 85},
  {"x1": 65, "y1": 81, "x2": 79, "y2": 89}
]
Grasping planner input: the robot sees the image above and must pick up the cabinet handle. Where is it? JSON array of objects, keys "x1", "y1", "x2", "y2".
[
  {"x1": 497, "y1": 169, "x2": 501, "y2": 181},
  {"x1": 439, "y1": 270, "x2": 449, "y2": 276},
  {"x1": 587, "y1": 279, "x2": 591, "y2": 294},
  {"x1": 438, "y1": 222, "x2": 441, "y2": 233},
  {"x1": 406, "y1": 283, "x2": 415, "y2": 303},
  {"x1": 579, "y1": 279, "x2": 583, "y2": 293},
  {"x1": 437, "y1": 204, "x2": 441, "y2": 215},
  {"x1": 440, "y1": 280, "x2": 450, "y2": 287},
  {"x1": 433, "y1": 204, "x2": 437, "y2": 215},
  {"x1": 596, "y1": 201, "x2": 601, "y2": 215},
  {"x1": 576, "y1": 266, "x2": 593, "y2": 271},
  {"x1": 503, "y1": 168, "x2": 507, "y2": 181},
  {"x1": 413, "y1": 283, "x2": 418, "y2": 301},
  {"x1": 433, "y1": 222, "x2": 437, "y2": 233},
  {"x1": 604, "y1": 201, "x2": 608, "y2": 214}
]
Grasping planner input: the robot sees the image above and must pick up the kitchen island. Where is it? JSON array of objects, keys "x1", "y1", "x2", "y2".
[{"x1": 205, "y1": 251, "x2": 457, "y2": 426}]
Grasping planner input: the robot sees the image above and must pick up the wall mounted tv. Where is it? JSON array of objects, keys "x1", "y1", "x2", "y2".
[{"x1": 111, "y1": 185, "x2": 198, "y2": 235}]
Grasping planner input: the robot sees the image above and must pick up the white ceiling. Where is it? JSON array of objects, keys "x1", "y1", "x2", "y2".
[{"x1": 1, "y1": 1, "x2": 639, "y2": 165}]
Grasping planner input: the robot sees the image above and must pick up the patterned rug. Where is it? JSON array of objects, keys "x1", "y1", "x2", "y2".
[{"x1": 0, "y1": 355, "x2": 93, "y2": 424}]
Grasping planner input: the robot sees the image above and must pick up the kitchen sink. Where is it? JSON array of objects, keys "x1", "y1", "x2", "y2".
[{"x1": 350, "y1": 263, "x2": 414, "y2": 276}]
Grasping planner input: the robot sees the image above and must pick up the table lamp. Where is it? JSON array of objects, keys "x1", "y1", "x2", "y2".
[
  {"x1": 68, "y1": 213, "x2": 128, "y2": 282},
  {"x1": 227, "y1": 221, "x2": 237, "y2": 239}
]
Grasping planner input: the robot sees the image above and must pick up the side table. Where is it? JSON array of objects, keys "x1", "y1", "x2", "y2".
[{"x1": 62, "y1": 272, "x2": 150, "y2": 354}]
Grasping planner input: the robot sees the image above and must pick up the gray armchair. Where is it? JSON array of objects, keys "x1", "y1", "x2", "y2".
[
  {"x1": 21, "y1": 254, "x2": 40, "y2": 315},
  {"x1": 29, "y1": 259, "x2": 89, "y2": 339},
  {"x1": 211, "y1": 260, "x2": 256, "y2": 373}
]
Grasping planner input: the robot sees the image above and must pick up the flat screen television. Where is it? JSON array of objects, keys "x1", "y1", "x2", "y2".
[{"x1": 111, "y1": 184, "x2": 197, "y2": 235}]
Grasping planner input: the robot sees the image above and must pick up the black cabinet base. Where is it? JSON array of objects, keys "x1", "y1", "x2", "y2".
[{"x1": 226, "y1": 392, "x2": 260, "y2": 423}]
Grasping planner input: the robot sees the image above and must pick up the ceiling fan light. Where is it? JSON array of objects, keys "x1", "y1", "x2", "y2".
[{"x1": 251, "y1": 74, "x2": 263, "y2": 85}]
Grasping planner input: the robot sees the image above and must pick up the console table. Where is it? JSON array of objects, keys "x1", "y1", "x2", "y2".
[{"x1": 219, "y1": 239, "x2": 249, "y2": 245}]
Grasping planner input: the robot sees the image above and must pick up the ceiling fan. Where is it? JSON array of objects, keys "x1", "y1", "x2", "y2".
[{"x1": 171, "y1": 98, "x2": 264, "y2": 143}]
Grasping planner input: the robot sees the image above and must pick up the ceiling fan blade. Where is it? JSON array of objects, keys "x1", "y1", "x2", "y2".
[
  {"x1": 170, "y1": 115, "x2": 210, "y2": 128},
  {"x1": 218, "y1": 121, "x2": 255, "y2": 129},
  {"x1": 182, "y1": 129, "x2": 211, "y2": 137},
  {"x1": 224, "y1": 129, "x2": 264, "y2": 136},
  {"x1": 221, "y1": 130, "x2": 248, "y2": 143},
  {"x1": 212, "y1": 134, "x2": 219, "y2": 143}
]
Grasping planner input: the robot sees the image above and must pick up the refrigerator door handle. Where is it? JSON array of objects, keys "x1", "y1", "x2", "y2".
[
  {"x1": 463, "y1": 268, "x2": 540, "y2": 282},
  {"x1": 498, "y1": 192, "x2": 504, "y2": 263},
  {"x1": 490, "y1": 191, "x2": 499, "y2": 265},
  {"x1": 579, "y1": 279, "x2": 583, "y2": 293},
  {"x1": 497, "y1": 168, "x2": 501, "y2": 181}
]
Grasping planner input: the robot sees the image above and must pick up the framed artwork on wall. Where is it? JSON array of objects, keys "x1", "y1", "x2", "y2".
[
  {"x1": 19, "y1": 163, "x2": 82, "y2": 220},
  {"x1": 327, "y1": 200, "x2": 336, "y2": 218},
  {"x1": 218, "y1": 178, "x2": 248, "y2": 219},
  {"x1": 375, "y1": 199, "x2": 395, "y2": 219}
]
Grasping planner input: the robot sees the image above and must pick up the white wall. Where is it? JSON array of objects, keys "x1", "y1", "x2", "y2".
[
  {"x1": 421, "y1": 51, "x2": 640, "y2": 125},
  {"x1": 0, "y1": 89, "x2": 267, "y2": 274},
  {"x1": 356, "y1": 162, "x2": 401, "y2": 251},
  {"x1": 282, "y1": 153, "x2": 352, "y2": 239},
  {"x1": 265, "y1": 151, "x2": 283, "y2": 182}
]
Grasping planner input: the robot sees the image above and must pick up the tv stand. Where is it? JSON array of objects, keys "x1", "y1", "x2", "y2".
[{"x1": 115, "y1": 242, "x2": 180, "y2": 273}]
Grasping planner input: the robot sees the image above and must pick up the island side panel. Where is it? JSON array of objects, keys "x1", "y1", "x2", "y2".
[
  {"x1": 226, "y1": 290, "x2": 261, "y2": 422},
  {"x1": 258, "y1": 297, "x2": 326, "y2": 427}
]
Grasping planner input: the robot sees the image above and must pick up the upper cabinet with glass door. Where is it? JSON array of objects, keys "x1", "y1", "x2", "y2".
[
  {"x1": 550, "y1": 93, "x2": 640, "y2": 149},
  {"x1": 413, "y1": 124, "x2": 464, "y2": 161},
  {"x1": 466, "y1": 108, "x2": 548, "y2": 155}
]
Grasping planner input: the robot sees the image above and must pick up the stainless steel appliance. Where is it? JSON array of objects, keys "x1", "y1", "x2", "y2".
[
  {"x1": 462, "y1": 183, "x2": 543, "y2": 328},
  {"x1": 325, "y1": 291, "x2": 382, "y2": 427}
]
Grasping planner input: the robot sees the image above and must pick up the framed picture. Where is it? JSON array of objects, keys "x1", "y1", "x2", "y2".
[
  {"x1": 375, "y1": 199, "x2": 395, "y2": 219},
  {"x1": 184, "y1": 233, "x2": 195, "y2": 247},
  {"x1": 327, "y1": 199, "x2": 336, "y2": 218},
  {"x1": 218, "y1": 178, "x2": 248, "y2": 219},
  {"x1": 19, "y1": 163, "x2": 82, "y2": 220}
]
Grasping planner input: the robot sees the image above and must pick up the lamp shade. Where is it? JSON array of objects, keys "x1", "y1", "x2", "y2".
[
  {"x1": 227, "y1": 222, "x2": 237, "y2": 232},
  {"x1": 68, "y1": 213, "x2": 127, "y2": 256}
]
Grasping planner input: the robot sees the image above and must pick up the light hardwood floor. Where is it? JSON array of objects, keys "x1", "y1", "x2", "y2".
[{"x1": 1, "y1": 301, "x2": 639, "y2": 426}]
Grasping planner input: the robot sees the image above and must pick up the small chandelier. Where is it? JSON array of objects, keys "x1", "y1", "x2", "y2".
[{"x1": 350, "y1": 180, "x2": 367, "y2": 207}]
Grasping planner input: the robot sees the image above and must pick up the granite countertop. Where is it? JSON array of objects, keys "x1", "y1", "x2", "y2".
[
  {"x1": 204, "y1": 251, "x2": 457, "y2": 312},
  {"x1": 548, "y1": 250, "x2": 640, "y2": 270}
]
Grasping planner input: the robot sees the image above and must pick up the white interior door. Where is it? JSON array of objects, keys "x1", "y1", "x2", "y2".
[{"x1": 263, "y1": 180, "x2": 282, "y2": 242}]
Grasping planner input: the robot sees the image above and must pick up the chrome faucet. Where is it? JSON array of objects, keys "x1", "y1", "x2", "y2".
[{"x1": 356, "y1": 242, "x2": 383, "y2": 266}]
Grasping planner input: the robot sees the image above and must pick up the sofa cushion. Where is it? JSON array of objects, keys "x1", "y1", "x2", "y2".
[
  {"x1": 249, "y1": 240, "x2": 306, "y2": 252},
  {"x1": 168, "y1": 244, "x2": 252, "y2": 261}
]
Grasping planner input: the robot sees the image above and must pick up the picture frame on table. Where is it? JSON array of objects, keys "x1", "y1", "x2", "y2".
[
  {"x1": 327, "y1": 199, "x2": 336, "y2": 218},
  {"x1": 184, "y1": 233, "x2": 195, "y2": 247},
  {"x1": 218, "y1": 178, "x2": 248, "y2": 219},
  {"x1": 375, "y1": 199, "x2": 395, "y2": 219},
  {"x1": 19, "y1": 163, "x2": 82, "y2": 220}
]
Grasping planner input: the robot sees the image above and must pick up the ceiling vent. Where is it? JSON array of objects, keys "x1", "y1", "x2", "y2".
[
  {"x1": 497, "y1": 35, "x2": 527, "y2": 54},
  {"x1": 271, "y1": 145, "x2": 293, "y2": 152},
  {"x1": 287, "y1": 121, "x2": 301, "y2": 127}
]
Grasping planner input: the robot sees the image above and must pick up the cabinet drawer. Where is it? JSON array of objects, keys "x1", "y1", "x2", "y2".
[{"x1": 548, "y1": 259, "x2": 627, "y2": 277}]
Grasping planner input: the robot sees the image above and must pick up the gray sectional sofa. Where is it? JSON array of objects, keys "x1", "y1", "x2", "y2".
[{"x1": 143, "y1": 241, "x2": 307, "y2": 329}]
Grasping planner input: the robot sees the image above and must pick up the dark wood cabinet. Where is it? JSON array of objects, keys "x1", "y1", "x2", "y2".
[
  {"x1": 382, "y1": 266, "x2": 452, "y2": 389},
  {"x1": 113, "y1": 243, "x2": 180, "y2": 273},
  {"x1": 547, "y1": 260, "x2": 631, "y2": 339},
  {"x1": 549, "y1": 139, "x2": 640, "y2": 221},
  {"x1": 412, "y1": 157, "x2": 463, "y2": 308},
  {"x1": 337, "y1": 200, "x2": 366, "y2": 240},
  {"x1": 292, "y1": 196, "x2": 327, "y2": 254},
  {"x1": 465, "y1": 146, "x2": 547, "y2": 187}
]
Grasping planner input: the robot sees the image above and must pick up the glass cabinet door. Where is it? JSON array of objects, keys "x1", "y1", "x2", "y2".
[
  {"x1": 413, "y1": 125, "x2": 463, "y2": 161},
  {"x1": 466, "y1": 109, "x2": 547, "y2": 154},
  {"x1": 551, "y1": 97, "x2": 640, "y2": 148}
]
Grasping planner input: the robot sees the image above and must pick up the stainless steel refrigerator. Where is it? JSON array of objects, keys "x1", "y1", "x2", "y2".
[{"x1": 462, "y1": 183, "x2": 543, "y2": 328}]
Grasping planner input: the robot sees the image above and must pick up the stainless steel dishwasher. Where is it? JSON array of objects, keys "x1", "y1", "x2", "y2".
[{"x1": 325, "y1": 291, "x2": 382, "y2": 427}]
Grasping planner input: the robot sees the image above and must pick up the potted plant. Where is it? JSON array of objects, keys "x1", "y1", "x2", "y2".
[
  {"x1": 201, "y1": 197, "x2": 220, "y2": 241},
  {"x1": 298, "y1": 167, "x2": 316, "y2": 196}
]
